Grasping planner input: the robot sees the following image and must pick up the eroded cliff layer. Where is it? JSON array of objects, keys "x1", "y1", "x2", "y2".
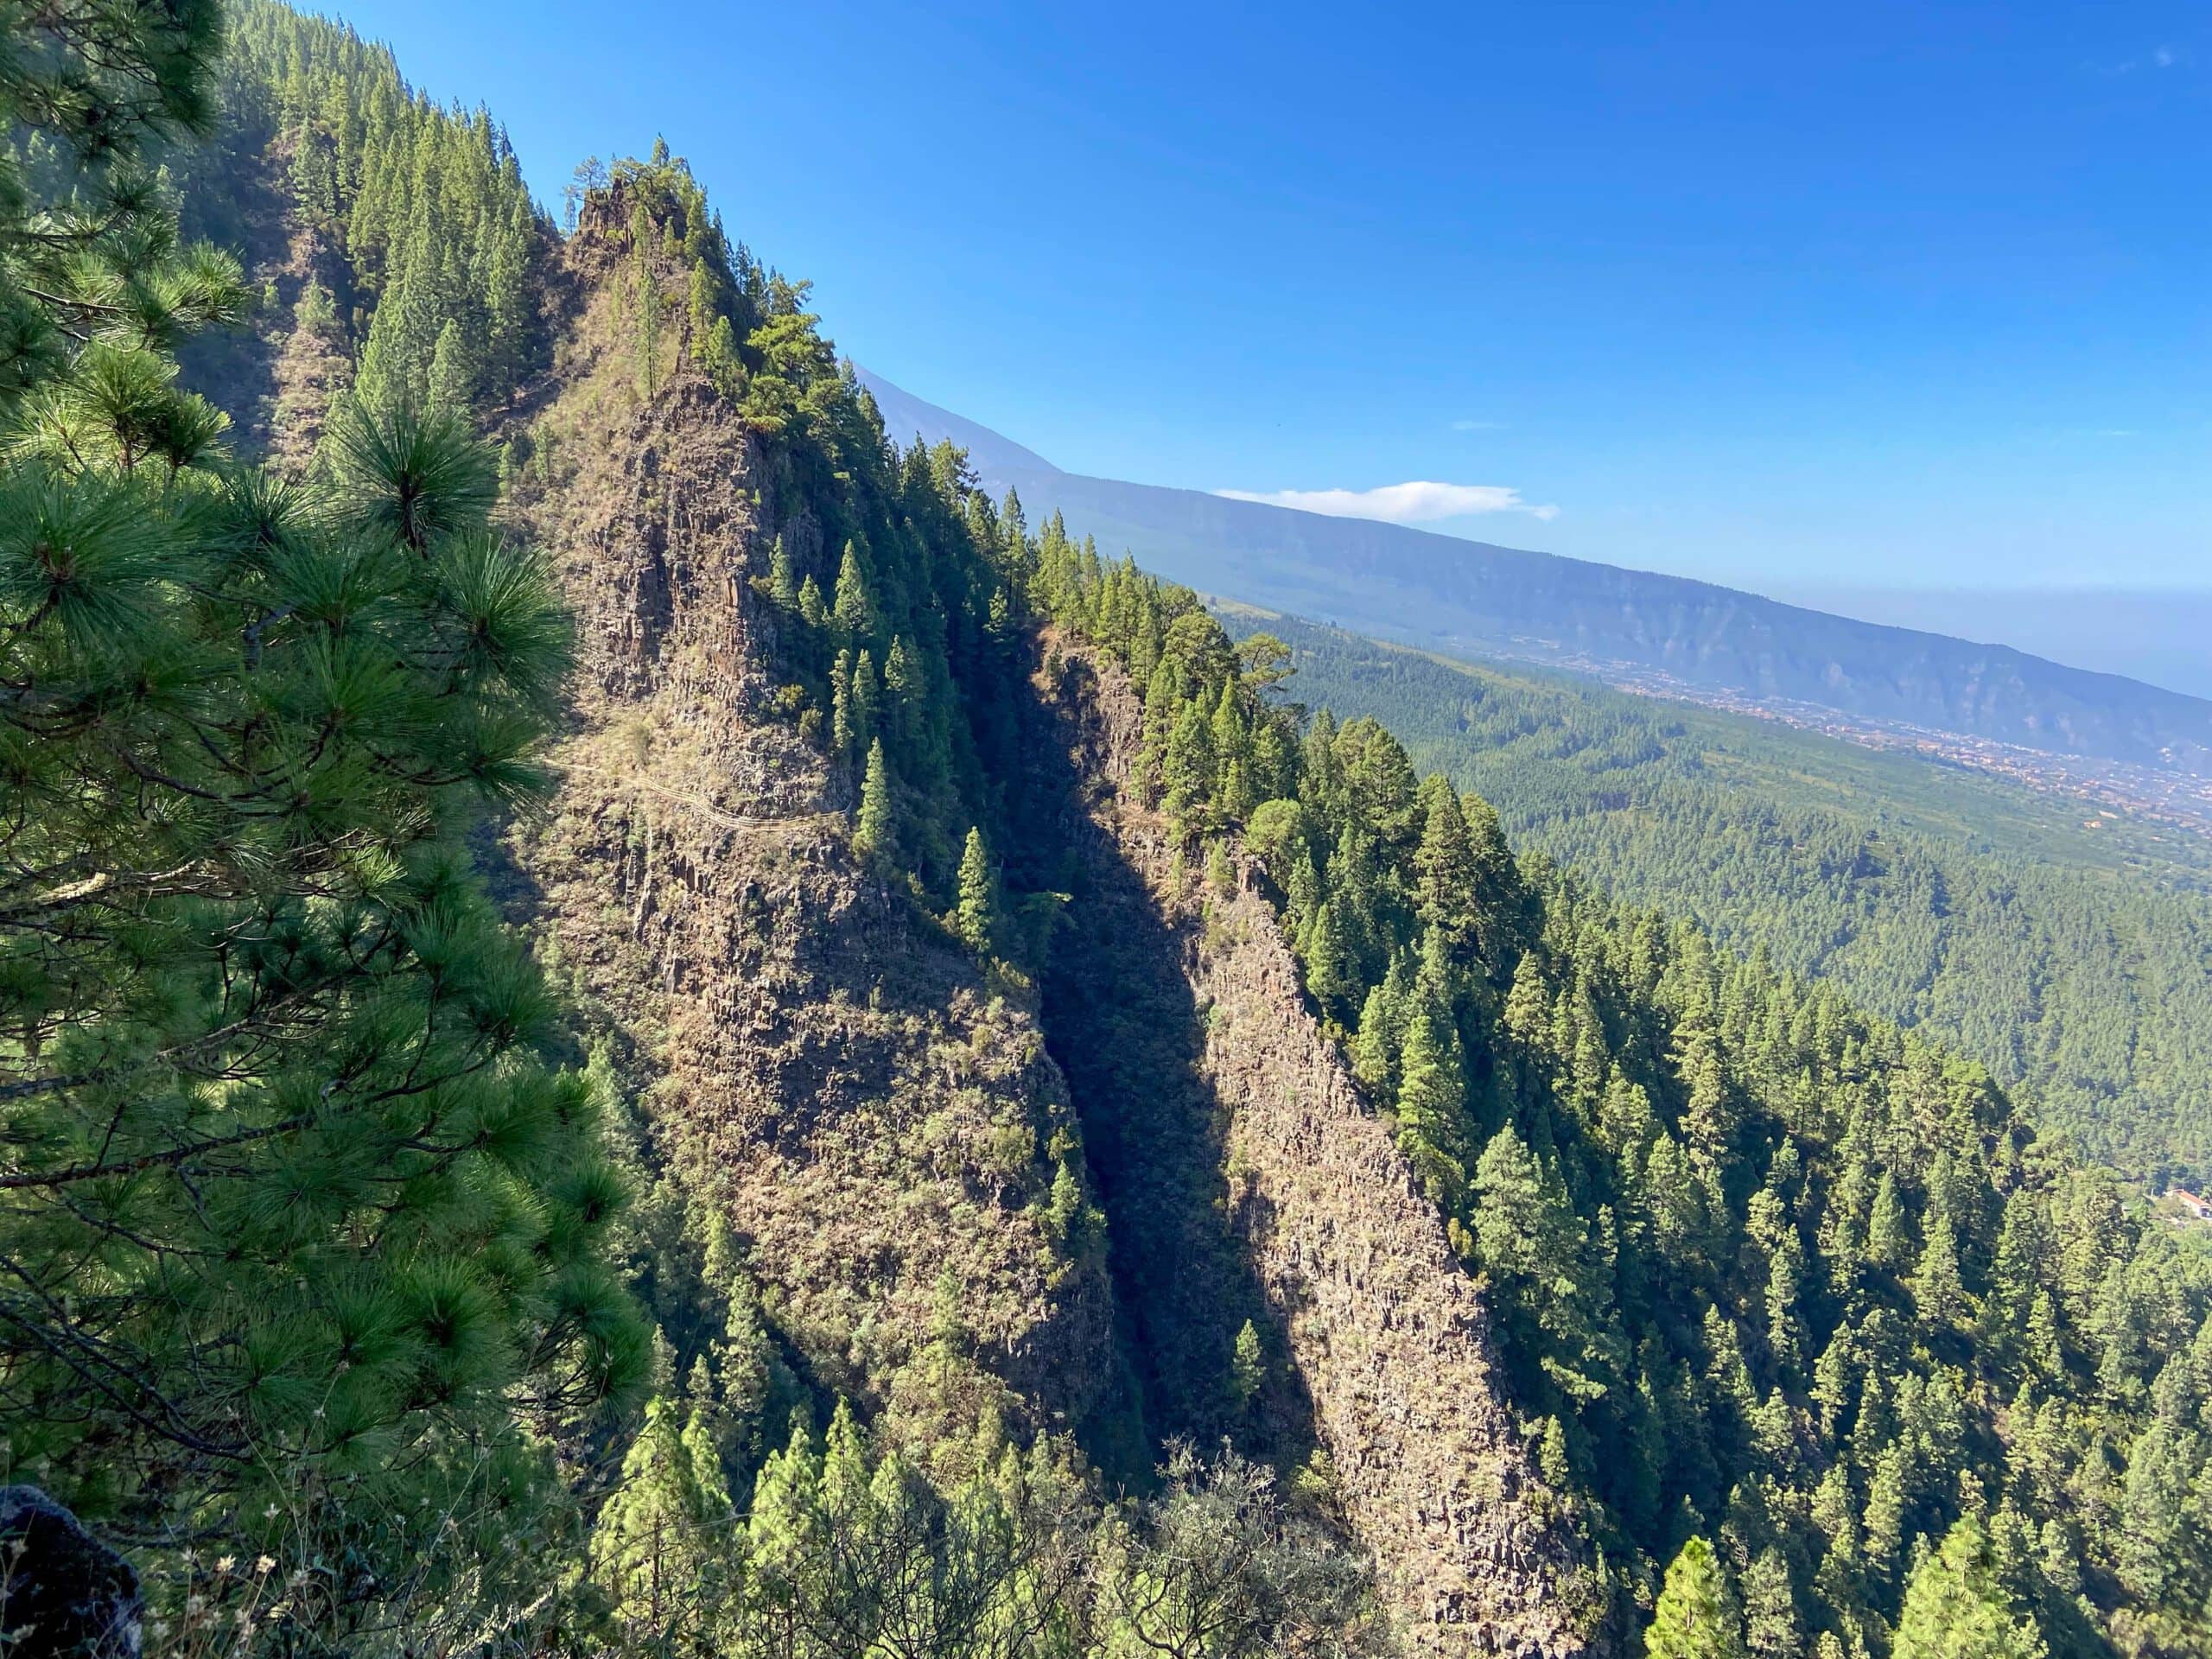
[
  {"x1": 1028, "y1": 641, "x2": 1598, "y2": 1656},
  {"x1": 503, "y1": 196, "x2": 1122, "y2": 1456}
]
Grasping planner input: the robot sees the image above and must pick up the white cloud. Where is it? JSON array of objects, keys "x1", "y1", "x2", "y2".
[
  {"x1": 2093, "y1": 42, "x2": 2188, "y2": 73},
  {"x1": 1449, "y1": 418, "x2": 1506, "y2": 432},
  {"x1": 1215, "y1": 480, "x2": 1559, "y2": 524}
]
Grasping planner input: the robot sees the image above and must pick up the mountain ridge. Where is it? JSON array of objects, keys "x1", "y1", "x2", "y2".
[{"x1": 855, "y1": 368, "x2": 2212, "y2": 779}]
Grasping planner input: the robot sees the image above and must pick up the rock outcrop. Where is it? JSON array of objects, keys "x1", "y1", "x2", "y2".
[
  {"x1": 1029, "y1": 641, "x2": 1601, "y2": 1656},
  {"x1": 502, "y1": 194, "x2": 1123, "y2": 1457},
  {"x1": 0, "y1": 1486, "x2": 143, "y2": 1657}
]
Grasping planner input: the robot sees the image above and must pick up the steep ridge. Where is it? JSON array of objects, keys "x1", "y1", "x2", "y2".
[
  {"x1": 500, "y1": 183, "x2": 1126, "y2": 1459},
  {"x1": 502, "y1": 175, "x2": 1597, "y2": 1650},
  {"x1": 1027, "y1": 639, "x2": 1598, "y2": 1653}
]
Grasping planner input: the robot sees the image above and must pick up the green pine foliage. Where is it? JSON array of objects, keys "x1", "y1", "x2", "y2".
[
  {"x1": 1893, "y1": 1517, "x2": 2050, "y2": 1659},
  {"x1": 0, "y1": 8, "x2": 649, "y2": 1644},
  {"x1": 0, "y1": 405, "x2": 652, "y2": 1637},
  {"x1": 1231, "y1": 1318, "x2": 1266, "y2": 1408},
  {"x1": 0, "y1": 0, "x2": 238, "y2": 398},
  {"x1": 1649, "y1": 1536, "x2": 1749, "y2": 1659},
  {"x1": 855, "y1": 737, "x2": 894, "y2": 866},
  {"x1": 956, "y1": 825, "x2": 1001, "y2": 957},
  {"x1": 590, "y1": 1395, "x2": 734, "y2": 1638}
]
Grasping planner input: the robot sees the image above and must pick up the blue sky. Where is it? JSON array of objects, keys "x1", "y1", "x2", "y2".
[{"x1": 334, "y1": 0, "x2": 2206, "y2": 593}]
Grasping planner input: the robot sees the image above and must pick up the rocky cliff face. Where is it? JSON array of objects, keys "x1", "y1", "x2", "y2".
[
  {"x1": 501, "y1": 197, "x2": 1122, "y2": 1459},
  {"x1": 1029, "y1": 641, "x2": 1599, "y2": 1656},
  {"x1": 503, "y1": 190, "x2": 1600, "y2": 1652}
]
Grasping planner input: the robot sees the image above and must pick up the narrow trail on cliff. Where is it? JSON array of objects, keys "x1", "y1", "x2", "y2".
[{"x1": 557, "y1": 756, "x2": 842, "y2": 841}]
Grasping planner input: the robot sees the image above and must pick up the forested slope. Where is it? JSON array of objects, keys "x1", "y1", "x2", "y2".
[
  {"x1": 19, "y1": 3, "x2": 2199, "y2": 1656},
  {"x1": 166, "y1": 0, "x2": 552, "y2": 465},
  {"x1": 1227, "y1": 614, "x2": 2212, "y2": 1183},
  {"x1": 1036, "y1": 538, "x2": 2212, "y2": 1659}
]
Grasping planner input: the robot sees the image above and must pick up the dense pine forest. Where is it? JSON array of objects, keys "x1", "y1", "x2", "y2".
[
  {"x1": 2, "y1": 3, "x2": 2209, "y2": 1657},
  {"x1": 1027, "y1": 541, "x2": 2212, "y2": 1659},
  {"x1": 157, "y1": 0, "x2": 555, "y2": 467},
  {"x1": 1233, "y1": 614, "x2": 2212, "y2": 1185}
]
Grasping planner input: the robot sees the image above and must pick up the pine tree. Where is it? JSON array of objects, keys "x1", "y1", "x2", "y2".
[
  {"x1": 1352, "y1": 963, "x2": 1409, "y2": 1093},
  {"x1": 483, "y1": 200, "x2": 534, "y2": 401},
  {"x1": 1863, "y1": 1442, "x2": 1909, "y2": 1575},
  {"x1": 1301, "y1": 899, "x2": 1361, "y2": 1023},
  {"x1": 1395, "y1": 995, "x2": 1471, "y2": 1204},
  {"x1": 742, "y1": 1410, "x2": 830, "y2": 1636},
  {"x1": 957, "y1": 826, "x2": 1001, "y2": 957},
  {"x1": 423, "y1": 313, "x2": 470, "y2": 414},
  {"x1": 1163, "y1": 698, "x2": 1217, "y2": 830},
  {"x1": 850, "y1": 647, "x2": 880, "y2": 748},
  {"x1": 1047, "y1": 1160, "x2": 1086, "y2": 1244},
  {"x1": 1867, "y1": 1172, "x2": 1910, "y2": 1269},
  {"x1": 1741, "y1": 1547, "x2": 1801, "y2": 1659},
  {"x1": 1503, "y1": 952, "x2": 1554, "y2": 1059},
  {"x1": 831, "y1": 540, "x2": 877, "y2": 638},
  {"x1": 1136, "y1": 656, "x2": 1182, "y2": 804},
  {"x1": 1678, "y1": 1027, "x2": 1736, "y2": 1188},
  {"x1": 353, "y1": 191, "x2": 449, "y2": 412},
  {"x1": 2024, "y1": 1289, "x2": 2064, "y2": 1376},
  {"x1": 593, "y1": 1395, "x2": 722, "y2": 1637},
  {"x1": 855, "y1": 739, "x2": 894, "y2": 866},
  {"x1": 714, "y1": 1272, "x2": 777, "y2": 1468},
  {"x1": 883, "y1": 633, "x2": 922, "y2": 741},
  {"x1": 831, "y1": 645, "x2": 856, "y2": 752},
  {"x1": 1231, "y1": 1319, "x2": 1266, "y2": 1409},
  {"x1": 798, "y1": 572, "x2": 829, "y2": 627},
  {"x1": 1211, "y1": 680, "x2": 1254, "y2": 818},
  {"x1": 768, "y1": 535, "x2": 799, "y2": 608},
  {"x1": 0, "y1": 50, "x2": 650, "y2": 1604},
  {"x1": 1893, "y1": 1517, "x2": 2048, "y2": 1659},
  {"x1": 1648, "y1": 1536, "x2": 1747, "y2": 1659},
  {"x1": 1414, "y1": 773, "x2": 1480, "y2": 946},
  {"x1": 1915, "y1": 1207, "x2": 1967, "y2": 1326}
]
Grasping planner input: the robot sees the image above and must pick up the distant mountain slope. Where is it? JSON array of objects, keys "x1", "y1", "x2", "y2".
[
  {"x1": 855, "y1": 367, "x2": 2212, "y2": 778},
  {"x1": 863, "y1": 368, "x2": 1059, "y2": 478},
  {"x1": 1773, "y1": 583, "x2": 2212, "y2": 702}
]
